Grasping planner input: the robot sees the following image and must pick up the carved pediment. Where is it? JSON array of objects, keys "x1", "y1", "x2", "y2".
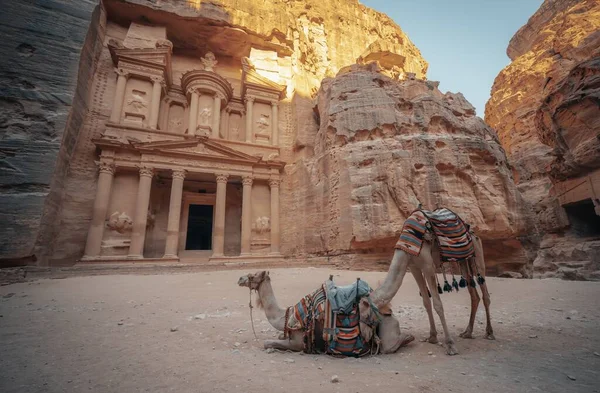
[
  {"x1": 131, "y1": 137, "x2": 260, "y2": 163},
  {"x1": 241, "y1": 57, "x2": 286, "y2": 100}
]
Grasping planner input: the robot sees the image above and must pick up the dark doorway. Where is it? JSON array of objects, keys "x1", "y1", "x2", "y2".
[
  {"x1": 185, "y1": 204, "x2": 214, "y2": 250},
  {"x1": 565, "y1": 199, "x2": 600, "y2": 238}
]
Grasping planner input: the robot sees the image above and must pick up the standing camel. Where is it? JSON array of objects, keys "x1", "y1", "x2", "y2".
[
  {"x1": 237, "y1": 271, "x2": 414, "y2": 354},
  {"x1": 367, "y1": 227, "x2": 494, "y2": 356}
]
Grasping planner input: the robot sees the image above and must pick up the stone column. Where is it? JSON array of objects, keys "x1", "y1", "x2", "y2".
[
  {"x1": 163, "y1": 169, "x2": 186, "y2": 258},
  {"x1": 110, "y1": 68, "x2": 128, "y2": 123},
  {"x1": 223, "y1": 108, "x2": 230, "y2": 140},
  {"x1": 269, "y1": 179, "x2": 281, "y2": 255},
  {"x1": 83, "y1": 162, "x2": 115, "y2": 258},
  {"x1": 271, "y1": 102, "x2": 279, "y2": 146},
  {"x1": 149, "y1": 76, "x2": 163, "y2": 129},
  {"x1": 244, "y1": 97, "x2": 254, "y2": 143},
  {"x1": 212, "y1": 94, "x2": 222, "y2": 138},
  {"x1": 128, "y1": 166, "x2": 154, "y2": 259},
  {"x1": 212, "y1": 173, "x2": 229, "y2": 257},
  {"x1": 188, "y1": 89, "x2": 199, "y2": 135},
  {"x1": 240, "y1": 175, "x2": 253, "y2": 256}
]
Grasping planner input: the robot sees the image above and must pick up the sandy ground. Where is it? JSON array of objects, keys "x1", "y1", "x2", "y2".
[{"x1": 1, "y1": 268, "x2": 599, "y2": 393}]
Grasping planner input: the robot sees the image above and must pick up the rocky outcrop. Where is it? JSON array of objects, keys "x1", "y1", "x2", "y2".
[
  {"x1": 0, "y1": 1, "x2": 103, "y2": 264},
  {"x1": 281, "y1": 65, "x2": 535, "y2": 274},
  {"x1": 485, "y1": 0, "x2": 600, "y2": 280}
]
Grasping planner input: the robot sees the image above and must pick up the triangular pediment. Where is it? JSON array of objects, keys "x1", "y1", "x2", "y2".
[{"x1": 133, "y1": 137, "x2": 260, "y2": 163}]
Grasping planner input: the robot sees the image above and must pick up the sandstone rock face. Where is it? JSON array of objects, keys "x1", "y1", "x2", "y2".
[
  {"x1": 0, "y1": 1, "x2": 102, "y2": 265},
  {"x1": 282, "y1": 66, "x2": 534, "y2": 274},
  {"x1": 485, "y1": 0, "x2": 600, "y2": 280}
]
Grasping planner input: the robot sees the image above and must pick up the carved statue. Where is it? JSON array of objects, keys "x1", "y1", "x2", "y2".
[
  {"x1": 127, "y1": 92, "x2": 147, "y2": 113},
  {"x1": 201, "y1": 51, "x2": 218, "y2": 72},
  {"x1": 199, "y1": 107, "x2": 212, "y2": 125},
  {"x1": 256, "y1": 114, "x2": 270, "y2": 133},
  {"x1": 252, "y1": 216, "x2": 271, "y2": 234},
  {"x1": 106, "y1": 211, "x2": 133, "y2": 234},
  {"x1": 169, "y1": 118, "x2": 183, "y2": 131}
]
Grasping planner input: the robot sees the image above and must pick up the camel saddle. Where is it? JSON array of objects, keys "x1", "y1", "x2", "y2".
[{"x1": 395, "y1": 208, "x2": 475, "y2": 262}]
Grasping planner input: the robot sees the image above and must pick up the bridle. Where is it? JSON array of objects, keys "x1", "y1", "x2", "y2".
[{"x1": 246, "y1": 273, "x2": 268, "y2": 339}]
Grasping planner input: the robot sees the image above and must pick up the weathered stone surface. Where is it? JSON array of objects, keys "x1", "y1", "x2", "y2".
[
  {"x1": 0, "y1": 0, "x2": 102, "y2": 264},
  {"x1": 281, "y1": 66, "x2": 535, "y2": 273},
  {"x1": 485, "y1": 0, "x2": 600, "y2": 231},
  {"x1": 485, "y1": 0, "x2": 600, "y2": 279}
]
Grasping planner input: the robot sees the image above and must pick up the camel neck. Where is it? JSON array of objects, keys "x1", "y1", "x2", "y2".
[
  {"x1": 257, "y1": 278, "x2": 283, "y2": 316},
  {"x1": 371, "y1": 249, "x2": 409, "y2": 307}
]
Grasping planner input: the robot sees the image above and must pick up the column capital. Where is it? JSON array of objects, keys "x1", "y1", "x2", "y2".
[
  {"x1": 268, "y1": 178, "x2": 280, "y2": 188},
  {"x1": 271, "y1": 101, "x2": 279, "y2": 108},
  {"x1": 242, "y1": 176, "x2": 253, "y2": 186},
  {"x1": 190, "y1": 87, "x2": 201, "y2": 96},
  {"x1": 244, "y1": 96, "x2": 255, "y2": 104},
  {"x1": 138, "y1": 166, "x2": 154, "y2": 178},
  {"x1": 96, "y1": 161, "x2": 115, "y2": 175},
  {"x1": 215, "y1": 173, "x2": 229, "y2": 184},
  {"x1": 172, "y1": 169, "x2": 186, "y2": 180},
  {"x1": 150, "y1": 75, "x2": 164, "y2": 83},
  {"x1": 114, "y1": 68, "x2": 129, "y2": 78}
]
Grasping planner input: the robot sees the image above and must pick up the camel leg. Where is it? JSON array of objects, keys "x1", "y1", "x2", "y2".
[
  {"x1": 422, "y1": 265, "x2": 458, "y2": 355},
  {"x1": 411, "y1": 267, "x2": 438, "y2": 344},
  {"x1": 472, "y1": 237, "x2": 495, "y2": 340},
  {"x1": 459, "y1": 261, "x2": 479, "y2": 339},
  {"x1": 264, "y1": 331, "x2": 304, "y2": 352}
]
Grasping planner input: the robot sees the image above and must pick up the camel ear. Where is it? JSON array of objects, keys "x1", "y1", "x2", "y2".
[{"x1": 378, "y1": 303, "x2": 393, "y2": 316}]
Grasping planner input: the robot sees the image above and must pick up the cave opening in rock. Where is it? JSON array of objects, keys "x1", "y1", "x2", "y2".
[{"x1": 564, "y1": 199, "x2": 600, "y2": 238}]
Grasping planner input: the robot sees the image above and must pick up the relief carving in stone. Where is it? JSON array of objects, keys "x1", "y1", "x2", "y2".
[
  {"x1": 127, "y1": 90, "x2": 148, "y2": 113},
  {"x1": 201, "y1": 52, "x2": 218, "y2": 72},
  {"x1": 169, "y1": 118, "x2": 183, "y2": 131},
  {"x1": 106, "y1": 211, "x2": 133, "y2": 233},
  {"x1": 199, "y1": 107, "x2": 212, "y2": 125},
  {"x1": 256, "y1": 114, "x2": 270, "y2": 133},
  {"x1": 252, "y1": 216, "x2": 271, "y2": 234}
]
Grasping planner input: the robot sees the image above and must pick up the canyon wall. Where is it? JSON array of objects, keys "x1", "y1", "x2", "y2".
[
  {"x1": 0, "y1": 0, "x2": 103, "y2": 266},
  {"x1": 486, "y1": 0, "x2": 600, "y2": 279}
]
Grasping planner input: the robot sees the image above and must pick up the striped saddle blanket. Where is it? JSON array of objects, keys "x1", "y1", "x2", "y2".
[
  {"x1": 395, "y1": 208, "x2": 474, "y2": 262},
  {"x1": 286, "y1": 284, "x2": 371, "y2": 357}
]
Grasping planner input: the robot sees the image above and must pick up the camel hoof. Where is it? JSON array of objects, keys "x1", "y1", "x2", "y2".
[
  {"x1": 446, "y1": 346, "x2": 459, "y2": 356},
  {"x1": 485, "y1": 333, "x2": 496, "y2": 340},
  {"x1": 459, "y1": 331, "x2": 474, "y2": 339},
  {"x1": 421, "y1": 336, "x2": 438, "y2": 344}
]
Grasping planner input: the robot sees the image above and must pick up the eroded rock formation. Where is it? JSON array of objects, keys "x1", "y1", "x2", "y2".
[
  {"x1": 283, "y1": 64, "x2": 534, "y2": 274},
  {"x1": 486, "y1": 0, "x2": 600, "y2": 279}
]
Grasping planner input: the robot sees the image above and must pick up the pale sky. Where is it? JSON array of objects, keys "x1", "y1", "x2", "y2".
[{"x1": 360, "y1": 0, "x2": 544, "y2": 117}]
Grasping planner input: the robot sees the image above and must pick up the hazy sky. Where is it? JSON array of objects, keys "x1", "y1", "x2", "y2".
[{"x1": 360, "y1": 0, "x2": 544, "y2": 117}]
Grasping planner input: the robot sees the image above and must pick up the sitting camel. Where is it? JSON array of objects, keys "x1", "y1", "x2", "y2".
[
  {"x1": 237, "y1": 271, "x2": 414, "y2": 355},
  {"x1": 366, "y1": 211, "x2": 494, "y2": 356}
]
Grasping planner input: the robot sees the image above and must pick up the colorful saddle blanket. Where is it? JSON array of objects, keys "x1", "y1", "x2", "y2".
[
  {"x1": 395, "y1": 208, "x2": 474, "y2": 262},
  {"x1": 286, "y1": 283, "x2": 372, "y2": 357}
]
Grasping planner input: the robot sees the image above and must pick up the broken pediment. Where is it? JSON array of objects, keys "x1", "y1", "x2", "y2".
[{"x1": 241, "y1": 57, "x2": 286, "y2": 100}]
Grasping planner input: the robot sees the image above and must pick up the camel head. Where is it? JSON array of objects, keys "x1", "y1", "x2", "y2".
[{"x1": 237, "y1": 271, "x2": 270, "y2": 290}]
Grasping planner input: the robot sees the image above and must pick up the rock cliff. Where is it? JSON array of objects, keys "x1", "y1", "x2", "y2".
[
  {"x1": 0, "y1": 0, "x2": 102, "y2": 265},
  {"x1": 486, "y1": 0, "x2": 600, "y2": 279},
  {"x1": 282, "y1": 64, "x2": 534, "y2": 274}
]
